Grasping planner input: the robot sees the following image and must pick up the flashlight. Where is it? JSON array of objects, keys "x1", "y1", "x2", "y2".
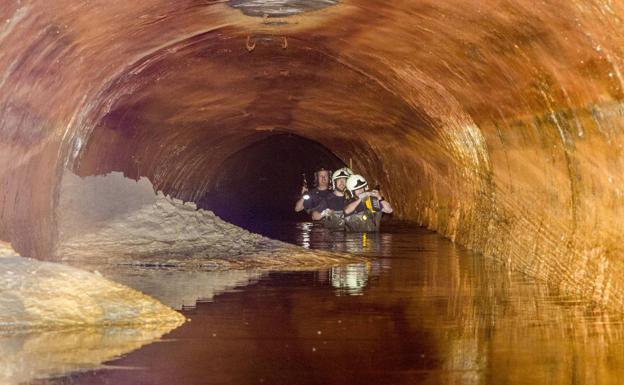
[{"x1": 303, "y1": 194, "x2": 310, "y2": 200}]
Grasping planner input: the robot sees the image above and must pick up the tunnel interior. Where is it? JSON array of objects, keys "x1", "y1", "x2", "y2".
[
  {"x1": 197, "y1": 133, "x2": 345, "y2": 226},
  {"x1": 3, "y1": 0, "x2": 624, "y2": 313},
  {"x1": 8, "y1": 2, "x2": 624, "y2": 383},
  {"x1": 70, "y1": 21, "x2": 445, "y2": 233}
]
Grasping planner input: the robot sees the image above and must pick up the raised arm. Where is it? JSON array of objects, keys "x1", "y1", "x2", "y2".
[
  {"x1": 294, "y1": 186, "x2": 308, "y2": 212},
  {"x1": 344, "y1": 197, "x2": 362, "y2": 215},
  {"x1": 380, "y1": 200, "x2": 393, "y2": 214},
  {"x1": 371, "y1": 190, "x2": 393, "y2": 214},
  {"x1": 294, "y1": 197, "x2": 305, "y2": 212}
]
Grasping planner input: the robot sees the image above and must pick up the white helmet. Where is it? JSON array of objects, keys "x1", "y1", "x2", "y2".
[
  {"x1": 346, "y1": 174, "x2": 368, "y2": 193},
  {"x1": 332, "y1": 167, "x2": 353, "y2": 186}
]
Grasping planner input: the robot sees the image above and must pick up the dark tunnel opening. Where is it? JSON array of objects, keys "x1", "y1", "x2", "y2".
[{"x1": 197, "y1": 133, "x2": 345, "y2": 229}]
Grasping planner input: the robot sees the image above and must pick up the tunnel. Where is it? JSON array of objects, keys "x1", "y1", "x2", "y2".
[
  {"x1": 2, "y1": 0, "x2": 624, "y2": 314},
  {"x1": 193, "y1": 133, "x2": 345, "y2": 225}
]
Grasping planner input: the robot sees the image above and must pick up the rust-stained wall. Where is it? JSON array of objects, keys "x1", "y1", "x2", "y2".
[{"x1": 2, "y1": 1, "x2": 624, "y2": 309}]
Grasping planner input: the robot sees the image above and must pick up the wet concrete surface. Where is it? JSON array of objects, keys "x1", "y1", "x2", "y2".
[{"x1": 34, "y1": 222, "x2": 624, "y2": 385}]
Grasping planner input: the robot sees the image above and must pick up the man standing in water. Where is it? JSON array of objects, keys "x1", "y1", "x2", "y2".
[
  {"x1": 311, "y1": 167, "x2": 353, "y2": 221},
  {"x1": 344, "y1": 174, "x2": 393, "y2": 215},
  {"x1": 343, "y1": 174, "x2": 393, "y2": 232},
  {"x1": 294, "y1": 168, "x2": 332, "y2": 216}
]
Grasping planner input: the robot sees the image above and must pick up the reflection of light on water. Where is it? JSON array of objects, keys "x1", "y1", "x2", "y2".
[
  {"x1": 297, "y1": 222, "x2": 313, "y2": 249},
  {"x1": 0, "y1": 324, "x2": 179, "y2": 385},
  {"x1": 341, "y1": 232, "x2": 393, "y2": 257},
  {"x1": 444, "y1": 338, "x2": 483, "y2": 385},
  {"x1": 330, "y1": 263, "x2": 370, "y2": 295}
]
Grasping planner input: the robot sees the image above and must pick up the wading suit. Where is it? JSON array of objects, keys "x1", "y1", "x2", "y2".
[
  {"x1": 344, "y1": 197, "x2": 383, "y2": 232},
  {"x1": 317, "y1": 193, "x2": 347, "y2": 230}
]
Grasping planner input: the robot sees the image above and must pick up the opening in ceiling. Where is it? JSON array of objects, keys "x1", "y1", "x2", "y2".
[{"x1": 227, "y1": 0, "x2": 339, "y2": 18}]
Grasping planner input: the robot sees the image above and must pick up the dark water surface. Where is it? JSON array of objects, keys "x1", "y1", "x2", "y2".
[{"x1": 42, "y1": 222, "x2": 624, "y2": 385}]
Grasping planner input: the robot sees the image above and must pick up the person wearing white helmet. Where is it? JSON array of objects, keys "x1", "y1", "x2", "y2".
[
  {"x1": 344, "y1": 174, "x2": 393, "y2": 216},
  {"x1": 311, "y1": 167, "x2": 353, "y2": 221},
  {"x1": 294, "y1": 168, "x2": 332, "y2": 215},
  {"x1": 331, "y1": 167, "x2": 353, "y2": 190}
]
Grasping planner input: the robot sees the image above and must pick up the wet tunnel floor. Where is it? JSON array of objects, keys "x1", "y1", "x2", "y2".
[{"x1": 37, "y1": 222, "x2": 624, "y2": 384}]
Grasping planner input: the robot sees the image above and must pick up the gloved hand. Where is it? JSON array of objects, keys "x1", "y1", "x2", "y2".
[
  {"x1": 320, "y1": 209, "x2": 332, "y2": 218},
  {"x1": 370, "y1": 190, "x2": 382, "y2": 199},
  {"x1": 358, "y1": 191, "x2": 371, "y2": 199}
]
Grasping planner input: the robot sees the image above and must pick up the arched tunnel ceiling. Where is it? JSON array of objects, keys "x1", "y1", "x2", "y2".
[
  {"x1": 3, "y1": 1, "x2": 624, "y2": 309},
  {"x1": 75, "y1": 27, "x2": 433, "y2": 199}
]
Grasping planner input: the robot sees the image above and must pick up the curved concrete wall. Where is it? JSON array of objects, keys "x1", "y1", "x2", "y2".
[{"x1": 2, "y1": 1, "x2": 624, "y2": 308}]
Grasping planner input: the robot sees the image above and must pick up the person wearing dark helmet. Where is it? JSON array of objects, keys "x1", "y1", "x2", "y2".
[
  {"x1": 343, "y1": 174, "x2": 392, "y2": 232},
  {"x1": 294, "y1": 168, "x2": 332, "y2": 216}
]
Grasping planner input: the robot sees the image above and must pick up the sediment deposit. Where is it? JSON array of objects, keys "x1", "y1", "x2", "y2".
[
  {"x1": 0, "y1": 242, "x2": 184, "y2": 330},
  {"x1": 55, "y1": 171, "x2": 363, "y2": 308}
]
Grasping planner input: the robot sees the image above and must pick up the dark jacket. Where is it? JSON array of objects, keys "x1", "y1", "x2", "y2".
[{"x1": 303, "y1": 188, "x2": 332, "y2": 213}]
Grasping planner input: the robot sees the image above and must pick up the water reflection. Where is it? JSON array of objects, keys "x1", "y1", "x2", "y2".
[
  {"x1": 292, "y1": 221, "x2": 394, "y2": 257},
  {"x1": 330, "y1": 264, "x2": 370, "y2": 295},
  {"x1": 40, "y1": 223, "x2": 624, "y2": 385},
  {"x1": 297, "y1": 222, "x2": 313, "y2": 249},
  {"x1": 0, "y1": 324, "x2": 178, "y2": 385}
]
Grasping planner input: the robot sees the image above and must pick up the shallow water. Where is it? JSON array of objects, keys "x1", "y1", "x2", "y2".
[{"x1": 32, "y1": 222, "x2": 624, "y2": 384}]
